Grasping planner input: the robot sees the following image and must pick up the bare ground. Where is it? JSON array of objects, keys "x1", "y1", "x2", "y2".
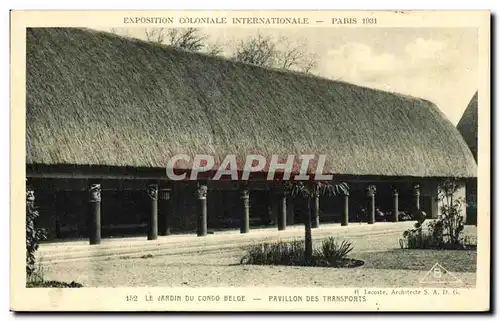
[{"x1": 38, "y1": 223, "x2": 477, "y2": 288}]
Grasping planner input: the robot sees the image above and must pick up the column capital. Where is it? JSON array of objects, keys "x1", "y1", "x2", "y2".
[
  {"x1": 26, "y1": 188, "x2": 35, "y2": 202},
  {"x1": 366, "y1": 184, "x2": 377, "y2": 196},
  {"x1": 240, "y1": 189, "x2": 249, "y2": 200},
  {"x1": 147, "y1": 183, "x2": 158, "y2": 200},
  {"x1": 89, "y1": 183, "x2": 101, "y2": 202},
  {"x1": 88, "y1": 181, "x2": 102, "y2": 245},
  {"x1": 196, "y1": 183, "x2": 208, "y2": 200}
]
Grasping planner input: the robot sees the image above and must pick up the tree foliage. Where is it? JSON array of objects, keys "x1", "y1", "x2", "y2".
[
  {"x1": 109, "y1": 29, "x2": 319, "y2": 73},
  {"x1": 284, "y1": 181, "x2": 349, "y2": 264},
  {"x1": 144, "y1": 27, "x2": 223, "y2": 55},
  {"x1": 435, "y1": 179, "x2": 466, "y2": 245},
  {"x1": 26, "y1": 187, "x2": 46, "y2": 277}
]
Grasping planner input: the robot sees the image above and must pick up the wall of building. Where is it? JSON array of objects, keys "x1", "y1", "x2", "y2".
[{"x1": 465, "y1": 179, "x2": 478, "y2": 225}]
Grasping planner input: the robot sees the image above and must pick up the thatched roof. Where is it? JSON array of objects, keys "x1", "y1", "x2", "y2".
[
  {"x1": 26, "y1": 28, "x2": 477, "y2": 178},
  {"x1": 457, "y1": 92, "x2": 478, "y2": 162}
]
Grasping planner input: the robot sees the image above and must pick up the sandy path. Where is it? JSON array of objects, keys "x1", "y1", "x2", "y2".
[
  {"x1": 42, "y1": 249, "x2": 476, "y2": 288},
  {"x1": 39, "y1": 224, "x2": 477, "y2": 288},
  {"x1": 37, "y1": 222, "x2": 415, "y2": 263}
]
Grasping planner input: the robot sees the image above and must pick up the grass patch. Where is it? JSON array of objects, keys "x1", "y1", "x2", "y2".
[
  {"x1": 27, "y1": 281, "x2": 83, "y2": 288},
  {"x1": 26, "y1": 261, "x2": 83, "y2": 288},
  {"x1": 357, "y1": 249, "x2": 477, "y2": 272},
  {"x1": 240, "y1": 237, "x2": 364, "y2": 268},
  {"x1": 399, "y1": 230, "x2": 477, "y2": 250}
]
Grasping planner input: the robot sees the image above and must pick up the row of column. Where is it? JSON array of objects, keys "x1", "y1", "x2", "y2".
[
  {"x1": 88, "y1": 181, "x2": 172, "y2": 245},
  {"x1": 86, "y1": 181, "x2": 422, "y2": 245},
  {"x1": 364, "y1": 185, "x2": 421, "y2": 224}
]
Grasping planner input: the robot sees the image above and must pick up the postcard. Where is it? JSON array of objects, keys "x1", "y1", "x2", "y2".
[{"x1": 10, "y1": 10, "x2": 490, "y2": 311}]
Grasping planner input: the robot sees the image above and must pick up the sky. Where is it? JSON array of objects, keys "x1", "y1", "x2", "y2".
[{"x1": 102, "y1": 27, "x2": 478, "y2": 125}]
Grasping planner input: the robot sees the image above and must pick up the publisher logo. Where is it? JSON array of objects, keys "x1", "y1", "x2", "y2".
[{"x1": 420, "y1": 263, "x2": 462, "y2": 284}]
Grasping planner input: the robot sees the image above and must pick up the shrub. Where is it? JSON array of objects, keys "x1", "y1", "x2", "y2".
[
  {"x1": 241, "y1": 237, "x2": 359, "y2": 267},
  {"x1": 26, "y1": 261, "x2": 45, "y2": 284},
  {"x1": 26, "y1": 187, "x2": 47, "y2": 278},
  {"x1": 437, "y1": 179, "x2": 466, "y2": 245},
  {"x1": 240, "y1": 240, "x2": 305, "y2": 265},
  {"x1": 400, "y1": 229, "x2": 441, "y2": 249},
  {"x1": 398, "y1": 211, "x2": 414, "y2": 221},
  {"x1": 400, "y1": 179, "x2": 470, "y2": 250},
  {"x1": 314, "y1": 237, "x2": 353, "y2": 264}
]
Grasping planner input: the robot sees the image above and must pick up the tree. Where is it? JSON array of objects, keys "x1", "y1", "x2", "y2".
[
  {"x1": 401, "y1": 179, "x2": 468, "y2": 249},
  {"x1": 26, "y1": 185, "x2": 46, "y2": 279},
  {"x1": 277, "y1": 36, "x2": 318, "y2": 72},
  {"x1": 232, "y1": 34, "x2": 318, "y2": 73},
  {"x1": 144, "y1": 27, "x2": 223, "y2": 55},
  {"x1": 436, "y1": 179, "x2": 466, "y2": 245},
  {"x1": 232, "y1": 34, "x2": 278, "y2": 67},
  {"x1": 284, "y1": 181, "x2": 349, "y2": 264}
]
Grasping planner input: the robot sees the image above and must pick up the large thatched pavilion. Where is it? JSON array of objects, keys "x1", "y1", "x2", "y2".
[
  {"x1": 26, "y1": 28, "x2": 477, "y2": 244},
  {"x1": 457, "y1": 91, "x2": 478, "y2": 225}
]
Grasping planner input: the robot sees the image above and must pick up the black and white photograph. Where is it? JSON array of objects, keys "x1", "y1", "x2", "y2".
[{"x1": 11, "y1": 10, "x2": 490, "y2": 312}]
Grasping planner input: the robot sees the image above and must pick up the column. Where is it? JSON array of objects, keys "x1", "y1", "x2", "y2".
[
  {"x1": 240, "y1": 184, "x2": 250, "y2": 234},
  {"x1": 341, "y1": 191, "x2": 349, "y2": 226},
  {"x1": 393, "y1": 188, "x2": 399, "y2": 222},
  {"x1": 197, "y1": 182, "x2": 208, "y2": 237},
  {"x1": 147, "y1": 182, "x2": 158, "y2": 240},
  {"x1": 88, "y1": 180, "x2": 101, "y2": 245},
  {"x1": 311, "y1": 193, "x2": 320, "y2": 228},
  {"x1": 158, "y1": 186, "x2": 171, "y2": 236},
  {"x1": 277, "y1": 188, "x2": 286, "y2": 231},
  {"x1": 413, "y1": 184, "x2": 421, "y2": 211},
  {"x1": 413, "y1": 184, "x2": 424, "y2": 222},
  {"x1": 367, "y1": 185, "x2": 376, "y2": 224}
]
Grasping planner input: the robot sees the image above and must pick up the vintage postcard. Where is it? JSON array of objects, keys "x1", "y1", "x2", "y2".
[{"x1": 10, "y1": 10, "x2": 490, "y2": 311}]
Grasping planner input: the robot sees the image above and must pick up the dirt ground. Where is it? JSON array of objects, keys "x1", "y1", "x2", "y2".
[{"x1": 39, "y1": 223, "x2": 477, "y2": 288}]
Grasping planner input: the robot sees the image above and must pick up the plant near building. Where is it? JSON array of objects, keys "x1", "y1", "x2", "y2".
[
  {"x1": 397, "y1": 211, "x2": 413, "y2": 221},
  {"x1": 26, "y1": 186, "x2": 84, "y2": 288},
  {"x1": 400, "y1": 179, "x2": 469, "y2": 249},
  {"x1": 400, "y1": 207, "x2": 433, "y2": 249},
  {"x1": 314, "y1": 237, "x2": 353, "y2": 265},
  {"x1": 284, "y1": 181, "x2": 349, "y2": 265},
  {"x1": 26, "y1": 187, "x2": 47, "y2": 278},
  {"x1": 435, "y1": 179, "x2": 466, "y2": 246},
  {"x1": 240, "y1": 237, "x2": 361, "y2": 268},
  {"x1": 240, "y1": 239, "x2": 305, "y2": 265}
]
